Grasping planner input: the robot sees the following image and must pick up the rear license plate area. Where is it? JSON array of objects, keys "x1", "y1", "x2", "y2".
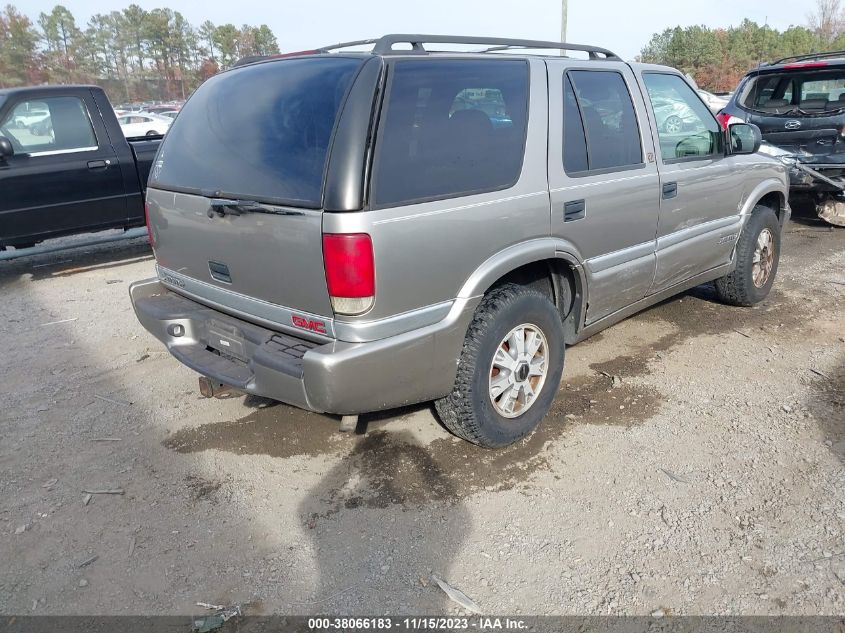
[{"x1": 206, "y1": 320, "x2": 247, "y2": 362}]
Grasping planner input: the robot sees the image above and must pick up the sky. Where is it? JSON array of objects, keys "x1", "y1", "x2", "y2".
[{"x1": 19, "y1": 0, "x2": 815, "y2": 61}]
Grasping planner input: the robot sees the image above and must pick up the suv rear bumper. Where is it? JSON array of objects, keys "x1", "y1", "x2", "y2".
[{"x1": 129, "y1": 278, "x2": 477, "y2": 414}]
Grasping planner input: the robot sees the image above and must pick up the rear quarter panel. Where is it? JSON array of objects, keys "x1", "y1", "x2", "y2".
[
  {"x1": 322, "y1": 57, "x2": 551, "y2": 323},
  {"x1": 90, "y1": 87, "x2": 151, "y2": 225}
]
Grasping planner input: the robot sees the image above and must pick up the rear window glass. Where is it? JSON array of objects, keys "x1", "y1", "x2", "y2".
[
  {"x1": 739, "y1": 70, "x2": 845, "y2": 113},
  {"x1": 370, "y1": 59, "x2": 529, "y2": 208},
  {"x1": 149, "y1": 57, "x2": 363, "y2": 207}
]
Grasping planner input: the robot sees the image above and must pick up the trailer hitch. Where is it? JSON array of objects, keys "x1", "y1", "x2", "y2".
[{"x1": 198, "y1": 376, "x2": 238, "y2": 399}]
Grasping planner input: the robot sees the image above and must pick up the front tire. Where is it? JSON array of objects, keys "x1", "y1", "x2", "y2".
[
  {"x1": 435, "y1": 283, "x2": 565, "y2": 448},
  {"x1": 715, "y1": 205, "x2": 781, "y2": 306}
]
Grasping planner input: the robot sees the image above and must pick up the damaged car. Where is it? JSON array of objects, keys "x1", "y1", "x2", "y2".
[{"x1": 719, "y1": 50, "x2": 845, "y2": 226}]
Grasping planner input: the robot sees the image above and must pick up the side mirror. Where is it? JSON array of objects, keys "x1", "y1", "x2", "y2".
[
  {"x1": 0, "y1": 136, "x2": 13, "y2": 159},
  {"x1": 728, "y1": 122, "x2": 762, "y2": 155}
]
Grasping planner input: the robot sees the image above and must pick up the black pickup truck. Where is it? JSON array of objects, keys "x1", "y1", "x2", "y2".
[{"x1": 0, "y1": 85, "x2": 160, "y2": 250}]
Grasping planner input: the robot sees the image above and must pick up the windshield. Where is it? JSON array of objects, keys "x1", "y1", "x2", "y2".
[
  {"x1": 149, "y1": 56, "x2": 363, "y2": 208},
  {"x1": 738, "y1": 69, "x2": 845, "y2": 115}
]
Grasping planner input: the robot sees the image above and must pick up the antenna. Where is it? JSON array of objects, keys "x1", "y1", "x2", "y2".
[{"x1": 748, "y1": 16, "x2": 769, "y2": 123}]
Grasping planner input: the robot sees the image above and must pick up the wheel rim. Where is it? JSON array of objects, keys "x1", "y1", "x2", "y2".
[
  {"x1": 488, "y1": 323, "x2": 549, "y2": 419},
  {"x1": 665, "y1": 116, "x2": 682, "y2": 133},
  {"x1": 752, "y1": 228, "x2": 775, "y2": 288}
]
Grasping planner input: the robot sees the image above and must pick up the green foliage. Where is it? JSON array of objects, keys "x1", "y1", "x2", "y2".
[
  {"x1": 253, "y1": 25, "x2": 279, "y2": 56},
  {"x1": 0, "y1": 2, "x2": 281, "y2": 99},
  {"x1": 0, "y1": 5, "x2": 40, "y2": 87},
  {"x1": 38, "y1": 5, "x2": 84, "y2": 82},
  {"x1": 637, "y1": 16, "x2": 837, "y2": 91},
  {"x1": 212, "y1": 23, "x2": 240, "y2": 68}
]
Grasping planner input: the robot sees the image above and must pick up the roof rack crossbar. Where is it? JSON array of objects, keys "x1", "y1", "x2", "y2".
[
  {"x1": 480, "y1": 44, "x2": 610, "y2": 59},
  {"x1": 357, "y1": 34, "x2": 619, "y2": 59},
  {"x1": 771, "y1": 50, "x2": 845, "y2": 65}
]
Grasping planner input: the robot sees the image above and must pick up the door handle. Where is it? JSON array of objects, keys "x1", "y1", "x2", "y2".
[
  {"x1": 563, "y1": 199, "x2": 586, "y2": 222},
  {"x1": 87, "y1": 160, "x2": 107, "y2": 169},
  {"x1": 662, "y1": 182, "x2": 678, "y2": 199}
]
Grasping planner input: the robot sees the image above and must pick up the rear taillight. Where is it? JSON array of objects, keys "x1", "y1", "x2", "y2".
[
  {"x1": 322, "y1": 233, "x2": 375, "y2": 315},
  {"x1": 716, "y1": 112, "x2": 733, "y2": 130},
  {"x1": 144, "y1": 201, "x2": 155, "y2": 248}
]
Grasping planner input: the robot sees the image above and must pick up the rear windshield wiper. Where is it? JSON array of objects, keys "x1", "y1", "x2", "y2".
[
  {"x1": 778, "y1": 107, "x2": 845, "y2": 116},
  {"x1": 207, "y1": 198, "x2": 304, "y2": 218}
]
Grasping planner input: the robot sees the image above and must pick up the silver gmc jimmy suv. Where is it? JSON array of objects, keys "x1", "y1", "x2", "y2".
[{"x1": 130, "y1": 35, "x2": 790, "y2": 448}]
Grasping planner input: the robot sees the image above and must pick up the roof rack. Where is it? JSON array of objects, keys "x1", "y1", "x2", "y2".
[
  {"x1": 317, "y1": 34, "x2": 620, "y2": 60},
  {"x1": 771, "y1": 50, "x2": 845, "y2": 65}
]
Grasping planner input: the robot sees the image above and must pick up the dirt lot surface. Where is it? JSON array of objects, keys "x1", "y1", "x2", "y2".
[{"x1": 1, "y1": 216, "x2": 843, "y2": 616}]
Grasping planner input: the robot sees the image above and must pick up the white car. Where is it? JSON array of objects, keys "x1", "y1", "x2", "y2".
[
  {"x1": 10, "y1": 104, "x2": 49, "y2": 129},
  {"x1": 117, "y1": 113, "x2": 171, "y2": 137},
  {"x1": 697, "y1": 89, "x2": 729, "y2": 113}
]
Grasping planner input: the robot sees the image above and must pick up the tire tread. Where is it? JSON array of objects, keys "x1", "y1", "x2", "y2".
[
  {"x1": 435, "y1": 283, "x2": 562, "y2": 447},
  {"x1": 715, "y1": 206, "x2": 779, "y2": 307}
]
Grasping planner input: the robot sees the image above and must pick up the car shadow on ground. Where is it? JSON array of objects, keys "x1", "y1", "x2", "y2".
[
  {"x1": 296, "y1": 430, "x2": 473, "y2": 612},
  {"x1": 0, "y1": 236, "x2": 152, "y2": 288},
  {"x1": 3, "y1": 271, "x2": 473, "y2": 614},
  {"x1": 807, "y1": 357, "x2": 845, "y2": 466}
]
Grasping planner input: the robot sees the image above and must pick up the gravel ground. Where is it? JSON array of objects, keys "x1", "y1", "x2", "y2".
[{"x1": 0, "y1": 217, "x2": 843, "y2": 616}]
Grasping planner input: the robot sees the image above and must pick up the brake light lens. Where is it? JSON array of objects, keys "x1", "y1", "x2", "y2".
[
  {"x1": 716, "y1": 112, "x2": 733, "y2": 130},
  {"x1": 322, "y1": 233, "x2": 375, "y2": 315},
  {"x1": 783, "y1": 61, "x2": 828, "y2": 69},
  {"x1": 144, "y1": 201, "x2": 155, "y2": 248}
]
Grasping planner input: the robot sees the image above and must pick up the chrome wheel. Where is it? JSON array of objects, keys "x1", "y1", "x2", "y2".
[
  {"x1": 752, "y1": 228, "x2": 775, "y2": 288},
  {"x1": 488, "y1": 323, "x2": 548, "y2": 419}
]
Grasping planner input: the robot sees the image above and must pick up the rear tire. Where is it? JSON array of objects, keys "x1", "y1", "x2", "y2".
[
  {"x1": 714, "y1": 205, "x2": 780, "y2": 306},
  {"x1": 434, "y1": 283, "x2": 565, "y2": 448}
]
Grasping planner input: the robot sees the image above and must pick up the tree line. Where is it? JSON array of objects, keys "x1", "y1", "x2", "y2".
[
  {"x1": 6, "y1": 1, "x2": 845, "y2": 101},
  {"x1": 639, "y1": 0, "x2": 845, "y2": 91},
  {"x1": 0, "y1": 3, "x2": 280, "y2": 100}
]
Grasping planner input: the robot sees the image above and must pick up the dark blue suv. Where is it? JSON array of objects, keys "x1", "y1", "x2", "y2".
[{"x1": 719, "y1": 50, "x2": 845, "y2": 226}]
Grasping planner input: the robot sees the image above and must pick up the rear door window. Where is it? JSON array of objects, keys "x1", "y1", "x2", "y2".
[
  {"x1": 149, "y1": 57, "x2": 363, "y2": 208},
  {"x1": 564, "y1": 70, "x2": 642, "y2": 173},
  {"x1": 643, "y1": 73, "x2": 722, "y2": 161},
  {"x1": 370, "y1": 59, "x2": 529, "y2": 208}
]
